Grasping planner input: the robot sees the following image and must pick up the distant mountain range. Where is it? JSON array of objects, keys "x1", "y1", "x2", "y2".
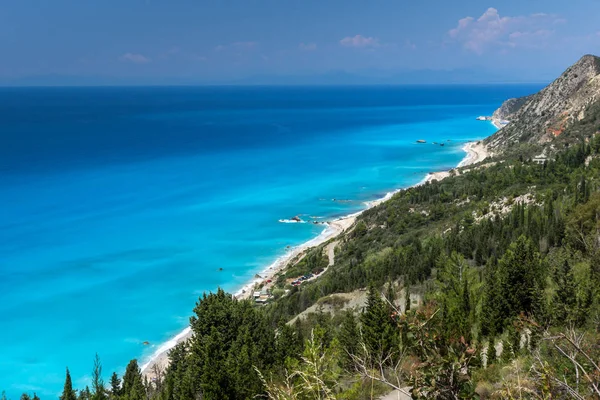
[
  {"x1": 0, "y1": 68, "x2": 551, "y2": 87},
  {"x1": 226, "y1": 68, "x2": 542, "y2": 85}
]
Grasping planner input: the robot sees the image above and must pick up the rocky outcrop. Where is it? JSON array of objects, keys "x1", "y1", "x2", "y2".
[
  {"x1": 492, "y1": 95, "x2": 533, "y2": 121},
  {"x1": 486, "y1": 54, "x2": 600, "y2": 150}
]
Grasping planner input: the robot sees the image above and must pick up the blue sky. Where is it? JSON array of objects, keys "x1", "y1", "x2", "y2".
[{"x1": 1, "y1": 0, "x2": 599, "y2": 84}]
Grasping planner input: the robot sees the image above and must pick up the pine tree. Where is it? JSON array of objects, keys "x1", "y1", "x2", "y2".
[
  {"x1": 161, "y1": 343, "x2": 184, "y2": 400},
  {"x1": 179, "y1": 353, "x2": 198, "y2": 400},
  {"x1": 360, "y1": 284, "x2": 397, "y2": 360},
  {"x1": 121, "y1": 360, "x2": 145, "y2": 400},
  {"x1": 274, "y1": 320, "x2": 302, "y2": 366},
  {"x1": 436, "y1": 253, "x2": 473, "y2": 341},
  {"x1": 481, "y1": 258, "x2": 502, "y2": 337},
  {"x1": 91, "y1": 354, "x2": 106, "y2": 400},
  {"x1": 575, "y1": 271, "x2": 594, "y2": 327},
  {"x1": 486, "y1": 338, "x2": 496, "y2": 367},
  {"x1": 78, "y1": 387, "x2": 91, "y2": 400},
  {"x1": 462, "y1": 278, "x2": 471, "y2": 319},
  {"x1": 496, "y1": 236, "x2": 546, "y2": 328},
  {"x1": 187, "y1": 289, "x2": 277, "y2": 399},
  {"x1": 552, "y1": 260, "x2": 577, "y2": 325},
  {"x1": 338, "y1": 311, "x2": 359, "y2": 368},
  {"x1": 500, "y1": 338, "x2": 512, "y2": 363},
  {"x1": 109, "y1": 373, "x2": 121, "y2": 399},
  {"x1": 60, "y1": 368, "x2": 77, "y2": 400}
]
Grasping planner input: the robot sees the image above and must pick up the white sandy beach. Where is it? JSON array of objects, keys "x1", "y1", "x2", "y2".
[{"x1": 141, "y1": 140, "x2": 490, "y2": 379}]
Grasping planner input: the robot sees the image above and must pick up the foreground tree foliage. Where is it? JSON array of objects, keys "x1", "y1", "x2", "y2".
[{"x1": 15, "y1": 134, "x2": 600, "y2": 399}]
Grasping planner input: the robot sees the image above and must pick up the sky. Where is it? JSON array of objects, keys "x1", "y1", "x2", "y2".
[{"x1": 1, "y1": 0, "x2": 600, "y2": 85}]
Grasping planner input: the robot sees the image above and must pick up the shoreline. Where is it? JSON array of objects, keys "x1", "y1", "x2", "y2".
[
  {"x1": 491, "y1": 117, "x2": 507, "y2": 130},
  {"x1": 141, "y1": 139, "x2": 490, "y2": 378}
]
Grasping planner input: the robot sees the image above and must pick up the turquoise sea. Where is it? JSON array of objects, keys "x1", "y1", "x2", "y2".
[{"x1": 0, "y1": 85, "x2": 541, "y2": 396}]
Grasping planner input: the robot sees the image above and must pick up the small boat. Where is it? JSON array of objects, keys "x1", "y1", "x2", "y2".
[{"x1": 416, "y1": 140, "x2": 426, "y2": 144}]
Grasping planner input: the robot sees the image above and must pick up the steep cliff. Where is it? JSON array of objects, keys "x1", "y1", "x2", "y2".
[
  {"x1": 492, "y1": 95, "x2": 533, "y2": 121},
  {"x1": 486, "y1": 54, "x2": 600, "y2": 151}
]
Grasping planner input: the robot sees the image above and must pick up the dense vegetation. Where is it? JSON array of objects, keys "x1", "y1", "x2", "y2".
[{"x1": 7, "y1": 130, "x2": 600, "y2": 398}]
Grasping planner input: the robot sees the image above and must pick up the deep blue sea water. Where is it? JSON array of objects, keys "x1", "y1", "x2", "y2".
[{"x1": 0, "y1": 85, "x2": 542, "y2": 396}]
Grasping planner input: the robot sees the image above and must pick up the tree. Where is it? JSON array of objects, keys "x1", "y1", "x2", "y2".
[
  {"x1": 486, "y1": 339, "x2": 496, "y2": 367},
  {"x1": 566, "y1": 193, "x2": 600, "y2": 252},
  {"x1": 257, "y1": 329, "x2": 339, "y2": 400},
  {"x1": 109, "y1": 373, "x2": 121, "y2": 399},
  {"x1": 78, "y1": 387, "x2": 91, "y2": 400},
  {"x1": 160, "y1": 342, "x2": 185, "y2": 400},
  {"x1": 481, "y1": 258, "x2": 502, "y2": 337},
  {"x1": 532, "y1": 328, "x2": 600, "y2": 398},
  {"x1": 355, "y1": 303, "x2": 479, "y2": 399},
  {"x1": 91, "y1": 354, "x2": 106, "y2": 400},
  {"x1": 337, "y1": 311, "x2": 359, "y2": 368},
  {"x1": 360, "y1": 284, "x2": 397, "y2": 360},
  {"x1": 121, "y1": 360, "x2": 145, "y2": 400},
  {"x1": 435, "y1": 253, "x2": 474, "y2": 341},
  {"x1": 187, "y1": 289, "x2": 277, "y2": 399},
  {"x1": 461, "y1": 278, "x2": 471, "y2": 322},
  {"x1": 484, "y1": 236, "x2": 546, "y2": 335},
  {"x1": 275, "y1": 320, "x2": 302, "y2": 367},
  {"x1": 501, "y1": 338, "x2": 512, "y2": 363},
  {"x1": 552, "y1": 260, "x2": 577, "y2": 325},
  {"x1": 61, "y1": 368, "x2": 78, "y2": 400},
  {"x1": 20, "y1": 394, "x2": 31, "y2": 400}
]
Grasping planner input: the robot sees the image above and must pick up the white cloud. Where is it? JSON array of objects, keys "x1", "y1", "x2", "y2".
[
  {"x1": 299, "y1": 42, "x2": 317, "y2": 51},
  {"x1": 507, "y1": 29, "x2": 554, "y2": 49},
  {"x1": 340, "y1": 35, "x2": 380, "y2": 48},
  {"x1": 449, "y1": 17, "x2": 474, "y2": 38},
  {"x1": 447, "y1": 8, "x2": 562, "y2": 54},
  {"x1": 120, "y1": 53, "x2": 150, "y2": 63}
]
